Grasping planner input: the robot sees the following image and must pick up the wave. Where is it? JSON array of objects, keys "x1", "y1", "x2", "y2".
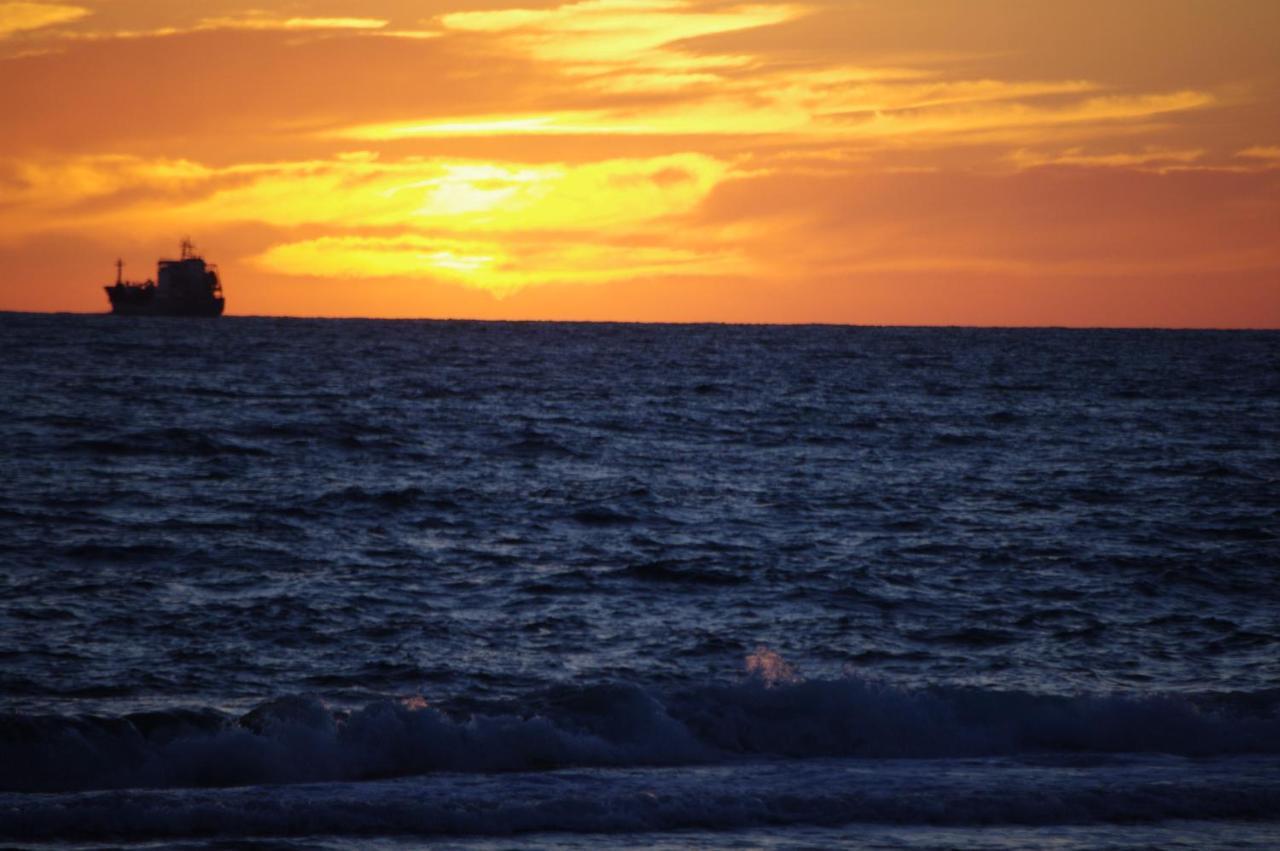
[
  {"x1": 570, "y1": 505, "x2": 637, "y2": 526},
  {"x1": 4, "y1": 672, "x2": 1279, "y2": 794},
  {"x1": 617, "y1": 559, "x2": 750, "y2": 585},
  {"x1": 4, "y1": 748, "x2": 1279, "y2": 842},
  {"x1": 311, "y1": 485, "x2": 447, "y2": 510},
  {"x1": 64, "y1": 427, "x2": 267, "y2": 458},
  {"x1": 499, "y1": 431, "x2": 583, "y2": 459}
]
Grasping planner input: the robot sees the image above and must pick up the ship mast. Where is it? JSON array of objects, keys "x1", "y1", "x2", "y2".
[
  {"x1": 181, "y1": 237, "x2": 195, "y2": 260},
  {"x1": 115, "y1": 258, "x2": 123, "y2": 285}
]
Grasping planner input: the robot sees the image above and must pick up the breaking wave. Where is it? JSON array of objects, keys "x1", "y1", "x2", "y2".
[{"x1": 4, "y1": 671, "x2": 1279, "y2": 794}]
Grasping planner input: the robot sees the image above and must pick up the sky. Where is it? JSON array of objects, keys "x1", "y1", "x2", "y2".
[{"x1": 0, "y1": 0, "x2": 1277, "y2": 325}]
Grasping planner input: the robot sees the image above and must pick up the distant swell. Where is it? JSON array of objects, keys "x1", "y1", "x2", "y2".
[
  {"x1": 4, "y1": 678, "x2": 1279, "y2": 794},
  {"x1": 3, "y1": 755, "x2": 1279, "y2": 841}
]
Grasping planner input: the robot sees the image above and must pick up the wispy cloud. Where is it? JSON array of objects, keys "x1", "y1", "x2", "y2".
[
  {"x1": 1238, "y1": 145, "x2": 1280, "y2": 160},
  {"x1": 439, "y1": 0, "x2": 801, "y2": 73},
  {"x1": 2, "y1": 9, "x2": 435, "y2": 46},
  {"x1": 195, "y1": 15, "x2": 390, "y2": 32},
  {"x1": 0, "y1": 2, "x2": 86, "y2": 38},
  {"x1": 1010, "y1": 147, "x2": 1204, "y2": 170},
  {"x1": 332, "y1": 87, "x2": 1211, "y2": 149}
]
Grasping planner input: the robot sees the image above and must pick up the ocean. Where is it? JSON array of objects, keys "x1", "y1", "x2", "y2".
[{"x1": 1, "y1": 313, "x2": 1278, "y2": 849}]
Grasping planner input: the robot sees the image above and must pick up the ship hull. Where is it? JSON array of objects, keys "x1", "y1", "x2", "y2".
[{"x1": 105, "y1": 288, "x2": 224, "y2": 317}]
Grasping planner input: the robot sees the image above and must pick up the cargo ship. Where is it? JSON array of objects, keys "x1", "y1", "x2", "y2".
[{"x1": 105, "y1": 239, "x2": 225, "y2": 317}]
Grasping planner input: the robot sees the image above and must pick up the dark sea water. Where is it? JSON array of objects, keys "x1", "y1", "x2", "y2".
[{"x1": 2, "y1": 313, "x2": 1279, "y2": 849}]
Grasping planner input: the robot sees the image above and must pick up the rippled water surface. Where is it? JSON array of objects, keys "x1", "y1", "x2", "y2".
[{"x1": 1, "y1": 314, "x2": 1278, "y2": 847}]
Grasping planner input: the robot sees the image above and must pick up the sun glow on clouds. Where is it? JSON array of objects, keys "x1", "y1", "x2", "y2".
[
  {"x1": 0, "y1": 0, "x2": 1277, "y2": 323},
  {"x1": 1, "y1": 151, "x2": 731, "y2": 295},
  {"x1": 175, "y1": 153, "x2": 727, "y2": 234},
  {"x1": 2, "y1": 152, "x2": 725, "y2": 226},
  {"x1": 256, "y1": 235, "x2": 742, "y2": 296}
]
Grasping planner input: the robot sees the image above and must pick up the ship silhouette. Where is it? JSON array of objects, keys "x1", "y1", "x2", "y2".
[{"x1": 105, "y1": 239, "x2": 225, "y2": 317}]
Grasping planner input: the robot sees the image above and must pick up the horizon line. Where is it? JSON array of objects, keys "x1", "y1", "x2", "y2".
[{"x1": 3, "y1": 309, "x2": 1277, "y2": 332}]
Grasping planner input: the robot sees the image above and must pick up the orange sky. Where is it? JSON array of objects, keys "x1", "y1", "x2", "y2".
[{"x1": 1, "y1": 0, "x2": 1277, "y2": 325}]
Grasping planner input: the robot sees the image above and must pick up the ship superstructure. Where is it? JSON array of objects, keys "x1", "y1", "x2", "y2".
[{"x1": 105, "y1": 239, "x2": 225, "y2": 317}]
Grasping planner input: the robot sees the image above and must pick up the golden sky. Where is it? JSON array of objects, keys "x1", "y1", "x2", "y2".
[{"x1": 1, "y1": 0, "x2": 1277, "y2": 325}]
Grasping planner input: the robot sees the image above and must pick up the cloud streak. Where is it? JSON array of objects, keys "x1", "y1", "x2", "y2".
[{"x1": 0, "y1": 2, "x2": 86, "y2": 38}]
